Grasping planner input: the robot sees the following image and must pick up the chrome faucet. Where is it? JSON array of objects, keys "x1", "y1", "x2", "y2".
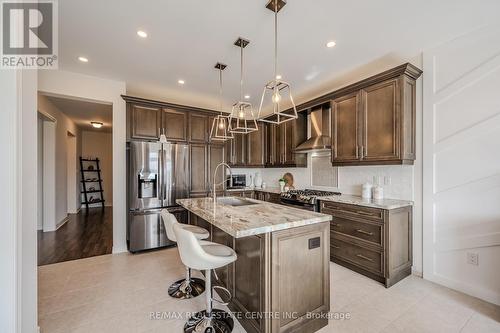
[{"x1": 212, "y1": 162, "x2": 232, "y2": 202}]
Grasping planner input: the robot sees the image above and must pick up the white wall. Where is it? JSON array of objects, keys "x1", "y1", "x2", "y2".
[
  {"x1": 38, "y1": 94, "x2": 80, "y2": 229},
  {"x1": 0, "y1": 69, "x2": 38, "y2": 333},
  {"x1": 423, "y1": 23, "x2": 500, "y2": 305},
  {"x1": 38, "y1": 70, "x2": 127, "y2": 253},
  {"x1": 81, "y1": 131, "x2": 113, "y2": 206},
  {"x1": 37, "y1": 116, "x2": 44, "y2": 230}
]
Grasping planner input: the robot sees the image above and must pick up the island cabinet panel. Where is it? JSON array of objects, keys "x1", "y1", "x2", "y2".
[
  {"x1": 162, "y1": 108, "x2": 188, "y2": 142},
  {"x1": 270, "y1": 223, "x2": 330, "y2": 333},
  {"x1": 320, "y1": 201, "x2": 412, "y2": 287},
  {"x1": 128, "y1": 104, "x2": 162, "y2": 140},
  {"x1": 189, "y1": 113, "x2": 208, "y2": 143},
  {"x1": 189, "y1": 144, "x2": 208, "y2": 197},
  {"x1": 211, "y1": 226, "x2": 235, "y2": 293}
]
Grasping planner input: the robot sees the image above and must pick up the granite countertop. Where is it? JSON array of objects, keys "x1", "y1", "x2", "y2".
[
  {"x1": 318, "y1": 194, "x2": 413, "y2": 210},
  {"x1": 226, "y1": 187, "x2": 282, "y2": 194},
  {"x1": 177, "y1": 197, "x2": 331, "y2": 238}
]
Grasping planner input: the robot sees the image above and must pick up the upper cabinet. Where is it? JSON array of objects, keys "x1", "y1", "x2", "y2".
[
  {"x1": 329, "y1": 64, "x2": 421, "y2": 166},
  {"x1": 189, "y1": 113, "x2": 208, "y2": 143},
  {"x1": 128, "y1": 104, "x2": 162, "y2": 141},
  {"x1": 163, "y1": 108, "x2": 188, "y2": 142},
  {"x1": 246, "y1": 122, "x2": 266, "y2": 167}
]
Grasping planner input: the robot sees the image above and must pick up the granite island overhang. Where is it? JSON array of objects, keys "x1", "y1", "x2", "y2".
[{"x1": 177, "y1": 197, "x2": 332, "y2": 333}]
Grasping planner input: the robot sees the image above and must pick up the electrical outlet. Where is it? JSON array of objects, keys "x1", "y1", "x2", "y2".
[
  {"x1": 467, "y1": 252, "x2": 479, "y2": 266},
  {"x1": 384, "y1": 176, "x2": 391, "y2": 185}
]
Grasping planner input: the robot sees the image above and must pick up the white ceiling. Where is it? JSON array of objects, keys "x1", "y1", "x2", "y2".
[
  {"x1": 45, "y1": 95, "x2": 113, "y2": 132},
  {"x1": 59, "y1": 0, "x2": 499, "y2": 111}
]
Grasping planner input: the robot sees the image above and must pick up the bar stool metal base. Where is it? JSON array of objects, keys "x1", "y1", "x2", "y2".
[
  {"x1": 184, "y1": 309, "x2": 234, "y2": 333},
  {"x1": 168, "y1": 277, "x2": 205, "y2": 299}
]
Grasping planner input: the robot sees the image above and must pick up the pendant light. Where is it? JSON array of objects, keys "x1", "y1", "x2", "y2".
[
  {"x1": 229, "y1": 37, "x2": 258, "y2": 134},
  {"x1": 258, "y1": 0, "x2": 298, "y2": 124},
  {"x1": 210, "y1": 62, "x2": 234, "y2": 142}
]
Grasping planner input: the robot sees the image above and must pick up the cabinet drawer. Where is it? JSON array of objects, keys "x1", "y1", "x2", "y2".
[
  {"x1": 331, "y1": 217, "x2": 383, "y2": 246},
  {"x1": 331, "y1": 238, "x2": 384, "y2": 276},
  {"x1": 321, "y1": 201, "x2": 384, "y2": 221}
]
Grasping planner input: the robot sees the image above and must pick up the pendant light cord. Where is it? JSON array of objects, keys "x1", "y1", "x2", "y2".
[
  {"x1": 219, "y1": 67, "x2": 223, "y2": 115},
  {"x1": 240, "y1": 43, "x2": 244, "y2": 102},
  {"x1": 274, "y1": 1, "x2": 278, "y2": 81}
]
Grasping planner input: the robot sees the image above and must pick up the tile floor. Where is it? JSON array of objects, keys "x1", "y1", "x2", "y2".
[{"x1": 38, "y1": 248, "x2": 500, "y2": 333}]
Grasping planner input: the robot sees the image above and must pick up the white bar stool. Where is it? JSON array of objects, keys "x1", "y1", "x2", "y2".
[
  {"x1": 161, "y1": 209, "x2": 209, "y2": 299},
  {"x1": 173, "y1": 223, "x2": 237, "y2": 333}
]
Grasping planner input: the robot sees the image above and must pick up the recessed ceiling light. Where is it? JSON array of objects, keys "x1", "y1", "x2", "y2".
[
  {"x1": 276, "y1": 75, "x2": 282, "y2": 80},
  {"x1": 91, "y1": 121, "x2": 103, "y2": 128},
  {"x1": 178, "y1": 79, "x2": 185, "y2": 85},
  {"x1": 137, "y1": 30, "x2": 148, "y2": 38},
  {"x1": 326, "y1": 41, "x2": 336, "y2": 48},
  {"x1": 244, "y1": 95, "x2": 250, "y2": 99},
  {"x1": 78, "y1": 56, "x2": 89, "y2": 63}
]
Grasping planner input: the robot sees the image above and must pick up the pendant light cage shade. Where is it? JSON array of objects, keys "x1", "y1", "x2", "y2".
[
  {"x1": 210, "y1": 62, "x2": 234, "y2": 142},
  {"x1": 258, "y1": 79, "x2": 298, "y2": 124},
  {"x1": 229, "y1": 37, "x2": 259, "y2": 134},
  {"x1": 229, "y1": 101, "x2": 259, "y2": 134},
  {"x1": 210, "y1": 114, "x2": 233, "y2": 141}
]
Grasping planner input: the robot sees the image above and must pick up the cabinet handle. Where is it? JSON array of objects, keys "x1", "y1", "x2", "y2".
[
  {"x1": 356, "y1": 146, "x2": 359, "y2": 159},
  {"x1": 356, "y1": 229, "x2": 374, "y2": 236},
  {"x1": 331, "y1": 245, "x2": 340, "y2": 249},
  {"x1": 356, "y1": 254, "x2": 373, "y2": 262},
  {"x1": 360, "y1": 146, "x2": 365, "y2": 159},
  {"x1": 356, "y1": 210, "x2": 375, "y2": 216},
  {"x1": 331, "y1": 223, "x2": 341, "y2": 228}
]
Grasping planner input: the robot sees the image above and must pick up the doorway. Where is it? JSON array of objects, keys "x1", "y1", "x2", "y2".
[{"x1": 36, "y1": 93, "x2": 113, "y2": 265}]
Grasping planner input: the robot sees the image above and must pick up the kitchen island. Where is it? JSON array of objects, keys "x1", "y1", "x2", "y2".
[{"x1": 177, "y1": 197, "x2": 332, "y2": 333}]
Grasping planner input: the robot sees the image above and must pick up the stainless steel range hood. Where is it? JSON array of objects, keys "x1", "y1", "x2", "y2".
[{"x1": 295, "y1": 104, "x2": 332, "y2": 153}]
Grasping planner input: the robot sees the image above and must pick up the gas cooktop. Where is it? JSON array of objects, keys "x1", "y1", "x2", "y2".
[{"x1": 280, "y1": 189, "x2": 341, "y2": 205}]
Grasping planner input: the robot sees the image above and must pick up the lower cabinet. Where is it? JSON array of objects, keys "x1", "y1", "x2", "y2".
[{"x1": 320, "y1": 200, "x2": 412, "y2": 287}]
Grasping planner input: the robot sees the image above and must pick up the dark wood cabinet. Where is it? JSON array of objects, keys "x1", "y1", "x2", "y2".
[
  {"x1": 246, "y1": 122, "x2": 265, "y2": 167},
  {"x1": 331, "y1": 92, "x2": 361, "y2": 163},
  {"x1": 320, "y1": 200, "x2": 412, "y2": 287},
  {"x1": 128, "y1": 104, "x2": 161, "y2": 140},
  {"x1": 189, "y1": 113, "x2": 209, "y2": 143},
  {"x1": 329, "y1": 64, "x2": 421, "y2": 166},
  {"x1": 189, "y1": 144, "x2": 208, "y2": 196},
  {"x1": 226, "y1": 132, "x2": 247, "y2": 167},
  {"x1": 162, "y1": 108, "x2": 188, "y2": 142},
  {"x1": 208, "y1": 144, "x2": 225, "y2": 192},
  {"x1": 263, "y1": 114, "x2": 307, "y2": 168}
]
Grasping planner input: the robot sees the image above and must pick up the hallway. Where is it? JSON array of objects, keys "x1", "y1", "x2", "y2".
[{"x1": 37, "y1": 208, "x2": 113, "y2": 266}]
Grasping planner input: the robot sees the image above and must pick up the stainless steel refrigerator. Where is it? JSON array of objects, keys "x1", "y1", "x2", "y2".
[{"x1": 127, "y1": 141, "x2": 189, "y2": 252}]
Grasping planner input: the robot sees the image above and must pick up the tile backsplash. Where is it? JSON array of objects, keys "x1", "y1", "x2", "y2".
[{"x1": 232, "y1": 157, "x2": 414, "y2": 201}]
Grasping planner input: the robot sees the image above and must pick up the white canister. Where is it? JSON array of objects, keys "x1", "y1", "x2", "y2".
[
  {"x1": 362, "y1": 183, "x2": 373, "y2": 199},
  {"x1": 373, "y1": 186, "x2": 384, "y2": 200},
  {"x1": 254, "y1": 172, "x2": 263, "y2": 188}
]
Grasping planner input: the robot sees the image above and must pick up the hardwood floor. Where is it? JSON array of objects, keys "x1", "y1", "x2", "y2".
[{"x1": 37, "y1": 207, "x2": 113, "y2": 266}]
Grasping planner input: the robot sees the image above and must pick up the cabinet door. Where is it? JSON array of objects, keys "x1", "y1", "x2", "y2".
[
  {"x1": 208, "y1": 144, "x2": 225, "y2": 192},
  {"x1": 247, "y1": 122, "x2": 265, "y2": 167},
  {"x1": 190, "y1": 144, "x2": 208, "y2": 196},
  {"x1": 162, "y1": 108, "x2": 187, "y2": 142},
  {"x1": 233, "y1": 133, "x2": 247, "y2": 166},
  {"x1": 282, "y1": 115, "x2": 307, "y2": 166},
  {"x1": 331, "y1": 92, "x2": 361, "y2": 163},
  {"x1": 130, "y1": 104, "x2": 161, "y2": 140},
  {"x1": 265, "y1": 123, "x2": 278, "y2": 166},
  {"x1": 189, "y1": 113, "x2": 208, "y2": 143},
  {"x1": 361, "y1": 79, "x2": 400, "y2": 161}
]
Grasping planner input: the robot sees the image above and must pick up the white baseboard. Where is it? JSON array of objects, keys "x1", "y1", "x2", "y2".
[
  {"x1": 427, "y1": 273, "x2": 500, "y2": 306},
  {"x1": 411, "y1": 268, "x2": 423, "y2": 277},
  {"x1": 112, "y1": 245, "x2": 128, "y2": 254},
  {"x1": 55, "y1": 216, "x2": 69, "y2": 230}
]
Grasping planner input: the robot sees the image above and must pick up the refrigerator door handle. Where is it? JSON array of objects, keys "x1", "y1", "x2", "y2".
[{"x1": 157, "y1": 149, "x2": 162, "y2": 200}]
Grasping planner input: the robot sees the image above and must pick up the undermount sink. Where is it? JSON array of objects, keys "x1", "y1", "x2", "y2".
[{"x1": 217, "y1": 197, "x2": 258, "y2": 207}]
